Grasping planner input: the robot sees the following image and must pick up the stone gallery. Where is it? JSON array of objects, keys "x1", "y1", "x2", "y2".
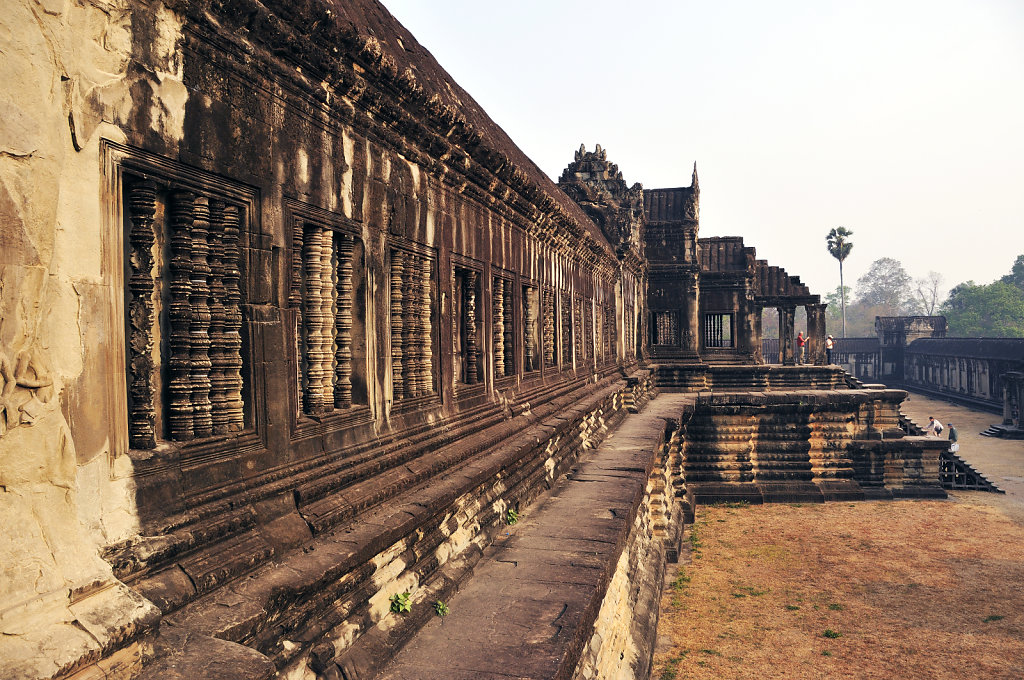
[{"x1": 0, "y1": 1, "x2": 947, "y2": 678}]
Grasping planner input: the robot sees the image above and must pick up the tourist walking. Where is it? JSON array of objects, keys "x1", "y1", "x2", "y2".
[
  {"x1": 796, "y1": 331, "x2": 806, "y2": 364},
  {"x1": 825, "y1": 334, "x2": 834, "y2": 364},
  {"x1": 947, "y1": 423, "x2": 959, "y2": 452}
]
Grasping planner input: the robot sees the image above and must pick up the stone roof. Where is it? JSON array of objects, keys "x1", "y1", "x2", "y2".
[
  {"x1": 312, "y1": 0, "x2": 615, "y2": 256},
  {"x1": 907, "y1": 338, "x2": 1024, "y2": 362}
]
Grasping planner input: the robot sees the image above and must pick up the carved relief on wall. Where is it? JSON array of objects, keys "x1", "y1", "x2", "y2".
[{"x1": 0, "y1": 349, "x2": 55, "y2": 439}]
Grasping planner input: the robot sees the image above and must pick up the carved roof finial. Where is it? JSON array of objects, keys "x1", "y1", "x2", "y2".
[
  {"x1": 692, "y1": 161, "x2": 699, "y2": 190},
  {"x1": 576, "y1": 143, "x2": 585, "y2": 161}
]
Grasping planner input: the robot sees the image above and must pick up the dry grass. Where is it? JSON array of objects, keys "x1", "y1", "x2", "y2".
[{"x1": 654, "y1": 498, "x2": 1024, "y2": 679}]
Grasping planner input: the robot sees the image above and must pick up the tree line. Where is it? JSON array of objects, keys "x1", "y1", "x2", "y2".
[{"x1": 824, "y1": 227, "x2": 1024, "y2": 338}]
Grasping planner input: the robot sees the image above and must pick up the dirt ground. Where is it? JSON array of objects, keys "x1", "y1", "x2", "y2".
[
  {"x1": 654, "y1": 394, "x2": 1024, "y2": 680},
  {"x1": 653, "y1": 499, "x2": 1024, "y2": 679}
]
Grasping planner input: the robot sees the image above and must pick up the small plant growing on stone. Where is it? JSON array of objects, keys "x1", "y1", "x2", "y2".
[
  {"x1": 505, "y1": 508, "x2": 519, "y2": 525},
  {"x1": 671, "y1": 568, "x2": 691, "y2": 592},
  {"x1": 433, "y1": 600, "x2": 449, "y2": 617},
  {"x1": 828, "y1": 603, "x2": 844, "y2": 611},
  {"x1": 389, "y1": 591, "x2": 412, "y2": 614},
  {"x1": 823, "y1": 629, "x2": 842, "y2": 639},
  {"x1": 983, "y1": 614, "x2": 1004, "y2": 623},
  {"x1": 821, "y1": 650, "x2": 833, "y2": 657},
  {"x1": 786, "y1": 604, "x2": 801, "y2": 611}
]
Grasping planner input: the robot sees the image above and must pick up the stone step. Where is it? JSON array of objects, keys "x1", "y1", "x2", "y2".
[
  {"x1": 375, "y1": 394, "x2": 690, "y2": 680},
  {"x1": 135, "y1": 377, "x2": 632, "y2": 679}
]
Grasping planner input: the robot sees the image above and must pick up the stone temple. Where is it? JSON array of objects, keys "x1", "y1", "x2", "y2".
[{"x1": 1, "y1": 1, "x2": 950, "y2": 678}]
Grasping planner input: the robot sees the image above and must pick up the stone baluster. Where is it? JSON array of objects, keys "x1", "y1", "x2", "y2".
[
  {"x1": 503, "y1": 284, "x2": 514, "y2": 376},
  {"x1": 189, "y1": 197, "x2": 214, "y2": 438},
  {"x1": 290, "y1": 222, "x2": 305, "y2": 416},
  {"x1": 561, "y1": 293, "x2": 572, "y2": 365},
  {"x1": 208, "y1": 202, "x2": 229, "y2": 434},
  {"x1": 493, "y1": 277, "x2": 505, "y2": 379},
  {"x1": 319, "y1": 228, "x2": 336, "y2": 408},
  {"x1": 418, "y1": 256, "x2": 433, "y2": 394},
  {"x1": 126, "y1": 180, "x2": 158, "y2": 449},
  {"x1": 390, "y1": 250, "x2": 405, "y2": 401},
  {"x1": 167, "y1": 190, "x2": 195, "y2": 441},
  {"x1": 524, "y1": 289, "x2": 536, "y2": 372},
  {"x1": 584, "y1": 301, "x2": 593, "y2": 363},
  {"x1": 465, "y1": 269, "x2": 479, "y2": 384},
  {"x1": 335, "y1": 234, "x2": 354, "y2": 408},
  {"x1": 303, "y1": 226, "x2": 330, "y2": 413},
  {"x1": 402, "y1": 254, "x2": 418, "y2": 397},
  {"x1": 221, "y1": 204, "x2": 245, "y2": 431},
  {"x1": 543, "y1": 290, "x2": 555, "y2": 367}
]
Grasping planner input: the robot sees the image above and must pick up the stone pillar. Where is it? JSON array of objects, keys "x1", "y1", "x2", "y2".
[
  {"x1": 683, "y1": 271, "x2": 700, "y2": 356},
  {"x1": 752, "y1": 305, "x2": 763, "y2": 364},
  {"x1": 739, "y1": 296, "x2": 759, "y2": 361},
  {"x1": 805, "y1": 303, "x2": 826, "y2": 366},
  {"x1": 778, "y1": 306, "x2": 796, "y2": 365}
]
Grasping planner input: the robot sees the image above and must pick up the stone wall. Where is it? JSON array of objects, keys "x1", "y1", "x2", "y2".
[
  {"x1": 902, "y1": 339, "x2": 1024, "y2": 413},
  {"x1": 1, "y1": 1, "x2": 648, "y2": 677}
]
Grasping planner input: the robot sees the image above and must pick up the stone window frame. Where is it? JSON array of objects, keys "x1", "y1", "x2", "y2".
[
  {"x1": 388, "y1": 240, "x2": 439, "y2": 410},
  {"x1": 284, "y1": 199, "x2": 373, "y2": 436},
  {"x1": 102, "y1": 140, "x2": 265, "y2": 463},
  {"x1": 704, "y1": 312, "x2": 735, "y2": 349}
]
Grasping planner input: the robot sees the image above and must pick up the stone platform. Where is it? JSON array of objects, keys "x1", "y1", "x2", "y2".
[{"x1": 377, "y1": 394, "x2": 692, "y2": 680}]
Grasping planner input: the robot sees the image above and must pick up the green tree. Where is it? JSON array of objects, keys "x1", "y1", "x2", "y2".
[
  {"x1": 1000, "y1": 254, "x2": 1024, "y2": 291},
  {"x1": 826, "y1": 227, "x2": 853, "y2": 337},
  {"x1": 942, "y1": 281, "x2": 1024, "y2": 337},
  {"x1": 855, "y1": 257, "x2": 913, "y2": 315}
]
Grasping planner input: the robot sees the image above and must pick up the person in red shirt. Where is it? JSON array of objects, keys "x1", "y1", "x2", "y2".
[{"x1": 796, "y1": 331, "x2": 806, "y2": 364}]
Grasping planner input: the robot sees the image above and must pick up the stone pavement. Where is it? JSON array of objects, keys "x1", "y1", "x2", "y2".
[
  {"x1": 900, "y1": 392, "x2": 1024, "y2": 523},
  {"x1": 377, "y1": 393, "x2": 692, "y2": 680}
]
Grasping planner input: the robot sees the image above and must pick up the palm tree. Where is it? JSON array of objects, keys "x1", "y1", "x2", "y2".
[{"x1": 826, "y1": 227, "x2": 854, "y2": 337}]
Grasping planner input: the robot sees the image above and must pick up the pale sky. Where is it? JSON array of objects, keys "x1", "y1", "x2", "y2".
[{"x1": 381, "y1": 0, "x2": 1024, "y2": 301}]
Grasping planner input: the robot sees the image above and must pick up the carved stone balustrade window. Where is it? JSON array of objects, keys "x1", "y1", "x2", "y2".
[
  {"x1": 123, "y1": 177, "x2": 248, "y2": 449},
  {"x1": 453, "y1": 265, "x2": 483, "y2": 385},
  {"x1": 290, "y1": 218, "x2": 367, "y2": 416},
  {"x1": 583, "y1": 299, "x2": 594, "y2": 363},
  {"x1": 390, "y1": 248, "x2": 436, "y2": 400},
  {"x1": 522, "y1": 285, "x2": 539, "y2": 373},
  {"x1": 705, "y1": 313, "x2": 734, "y2": 348},
  {"x1": 492, "y1": 276, "x2": 515, "y2": 379},
  {"x1": 654, "y1": 311, "x2": 679, "y2": 346},
  {"x1": 604, "y1": 306, "x2": 615, "y2": 360},
  {"x1": 542, "y1": 289, "x2": 556, "y2": 369},
  {"x1": 561, "y1": 293, "x2": 573, "y2": 366}
]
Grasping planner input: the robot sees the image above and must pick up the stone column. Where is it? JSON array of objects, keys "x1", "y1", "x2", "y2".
[
  {"x1": 683, "y1": 271, "x2": 700, "y2": 356},
  {"x1": 778, "y1": 305, "x2": 796, "y2": 365},
  {"x1": 805, "y1": 303, "x2": 826, "y2": 366},
  {"x1": 739, "y1": 296, "x2": 759, "y2": 361},
  {"x1": 752, "y1": 305, "x2": 763, "y2": 364}
]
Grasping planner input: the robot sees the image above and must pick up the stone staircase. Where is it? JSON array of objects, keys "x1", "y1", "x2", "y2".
[
  {"x1": 677, "y1": 389, "x2": 946, "y2": 504},
  {"x1": 899, "y1": 415, "x2": 1005, "y2": 493}
]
